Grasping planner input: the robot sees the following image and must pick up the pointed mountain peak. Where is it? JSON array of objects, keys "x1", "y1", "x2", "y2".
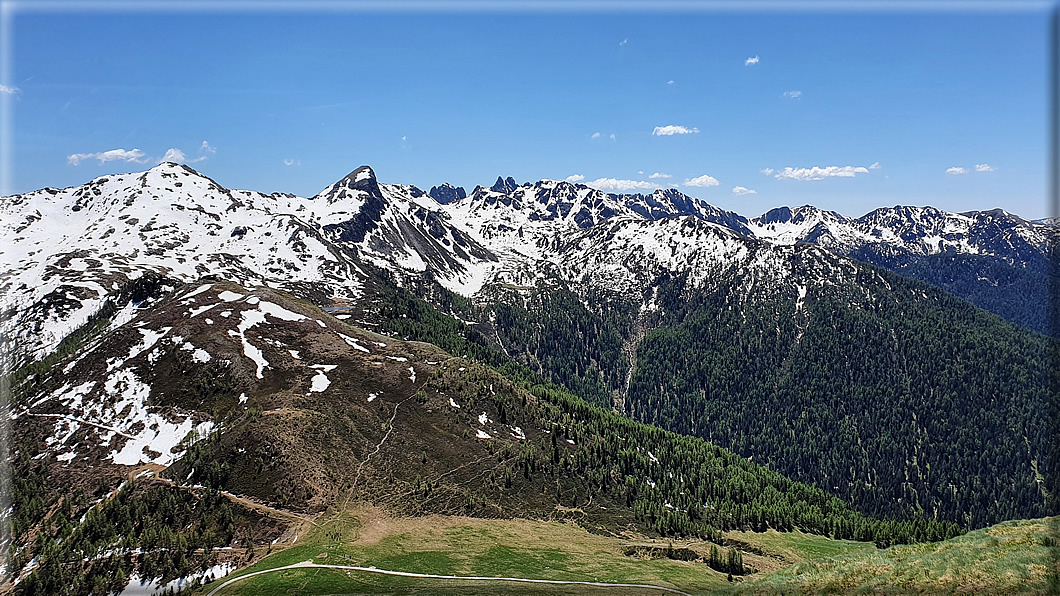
[
  {"x1": 490, "y1": 176, "x2": 518, "y2": 194},
  {"x1": 429, "y1": 183, "x2": 467, "y2": 204},
  {"x1": 338, "y1": 166, "x2": 380, "y2": 194}
]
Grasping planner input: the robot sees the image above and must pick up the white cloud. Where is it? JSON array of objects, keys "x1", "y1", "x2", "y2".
[
  {"x1": 648, "y1": 172, "x2": 671, "y2": 179},
  {"x1": 609, "y1": 133, "x2": 616, "y2": 141},
  {"x1": 745, "y1": 55, "x2": 760, "y2": 66},
  {"x1": 0, "y1": 85, "x2": 19, "y2": 95},
  {"x1": 620, "y1": 39, "x2": 628, "y2": 46},
  {"x1": 284, "y1": 159, "x2": 301, "y2": 167},
  {"x1": 161, "y1": 148, "x2": 187, "y2": 163},
  {"x1": 869, "y1": 161, "x2": 881, "y2": 169},
  {"x1": 200, "y1": 140, "x2": 216, "y2": 154},
  {"x1": 667, "y1": 79, "x2": 675, "y2": 85},
  {"x1": 975, "y1": 163, "x2": 996, "y2": 172},
  {"x1": 67, "y1": 148, "x2": 146, "y2": 166},
  {"x1": 591, "y1": 132, "x2": 601, "y2": 139},
  {"x1": 401, "y1": 135, "x2": 407, "y2": 142},
  {"x1": 774, "y1": 165, "x2": 870, "y2": 181},
  {"x1": 732, "y1": 186, "x2": 757, "y2": 195},
  {"x1": 564, "y1": 174, "x2": 585, "y2": 183},
  {"x1": 760, "y1": 168, "x2": 775, "y2": 176},
  {"x1": 585, "y1": 178, "x2": 657, "y2": 192},
  {"x1": 783, "y1": 90, "x2": 802, "y2": 99},
  {"x1": 652, "y1": 125, "x2": 699, "y2": 136},
  {"x1": 684, "y1": 174, "x2": 720, "y2": 187},
  {"x1": 946, "y1": 166, "x2": 968, "y2": 175}
]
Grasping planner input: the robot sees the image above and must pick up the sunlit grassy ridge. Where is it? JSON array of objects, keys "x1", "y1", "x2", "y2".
[
  {"x1": 732, "y1": 516, "x2": 1060, "y2": 595},
  {"x1": 200, "y1": 511, "x2": 1060, "y2": 595},
  {"x1": 204, "y1": 505, "x2": 870, "y2": 595}
]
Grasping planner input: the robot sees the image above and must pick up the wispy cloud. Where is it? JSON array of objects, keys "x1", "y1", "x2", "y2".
[
  {"x1": 732, "y1": 186, "x2": 757, "y2": 195},
  {"x1": 565, "y1": 174, "x2": 585, "y2": 183},
  {"x1": 284, "y1": 159, "x2": 301, "y2": 167},
  {"x1": 0, "y1": 85, "x2": 19, "y2": 95},
  {"x1": 869, "y1": 162, "x2": 881, "y2": 169},
  {"x1": 745, "y1": 55, "x2": 760, "y2": 66},
  {"x1": 652, "y1": 125, "x2": 699, "y2": 136},
  {"x1": 67, "y1": 148, "x2": 146, "y2": 166},
  {"x1": 667, "y1": 79, "x2": 675, "y2": 85},
  {"x1": 609, "y1": 133, "x2": 616, "y2": 141},
  {"x1": 760, "y1": 168, "x2": 775, "y2": 176},
  {"x1": 160, "y1": 140, "x2": 214, "y2": 164},
  {"x1": 591, "y1": 132, "x2": 601, "y2": 139},
  {"x1": 649, "y1": 172, "x2": 671, "y2": 179},
  {"x1": 975, "y1": 163, "x2": 996, "y2": 172},
  {"x1": 946, "y1": 166, "x2": 968, "y2": 175},
  {"x1": 619, "y1": 39, "x2": 628, "y2": 47},
  {"x1": 783, "y1": 90, "x2": 802, "y2": 99},
  {"x1": 161, "y1": 148, "x2": 187, "y2": 163},
  {"x1": 773, "y1": 165, "x2": 870, "y2": 181},
  {"x1": 585, "y1": 178, "x2": 656, "y2": 192},
  {"x1": 684, "y1": 174, "x2": 720, "y2": 188}
]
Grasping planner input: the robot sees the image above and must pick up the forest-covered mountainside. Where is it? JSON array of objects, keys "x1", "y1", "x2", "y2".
[
  {"x1": 374, "y1": 252, "x2": 1055, "y2": 531},
  {"x1": 6, "y1": 279, "x2": 962, "y2": 593}
]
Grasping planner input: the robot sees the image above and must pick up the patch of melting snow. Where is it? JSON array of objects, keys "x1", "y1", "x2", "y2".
[
  {"x1": 335, "y1": 314, "x2": 351, "y2": 319},
  {"x1": 511, "y1": 426, "x2": 525, "y2": 440},
  {"x1": 246, "y1": 296, "x2": 260, "y2": 305},
  {"x1": 188, "y1": 303, "x2": 218, "y2": 317},
  {"x1": 478, "y1": 412, "x2": 489, "y2": 425},
  {"x1": 316, "y1": 319, "x2": 326, "y2": 328},
  {"x1": 385, "y1": 355, "x2": 408, "y2": 362},
  {"x1": 217, "y1": 290, "x2": 244, "y2": 302},
  {"x1": 567, "y1": 439, "x2": 575, "y2": 445},
  {"x1": 110, "y1": 327, "x2": 171, "y2": 371},
  {"x1": 57, "y1": 451, "x2": 76, "y2": 463},
  {"x1": 120, "y1": 562, "x2": 235, "y2": 595},
  {"x1": 309, "y1": 364, "x2": 337, "y2": 393},
  {"x1": 289, "y1": 349, "x2": 301, "y2": 359},
  {"x1": 373, "y1": 341, "x2": 387, "y2": 347},
  {"x1": 367, "y1": 392, "x2": 378, "y2": 402},
  {"x1": 181, "y1": 283, "x2": 213, "y2": 301},
  {"x1": 408, "y1": 366, "x2": 416, "y2": 383},
  {"x1": 476, "y1": 429, "x2": 492, "y2": 439},
  {"x1": 449, "y1": 397, "x2": 460, "y2": 408},
  {"x1": 204, "y1": 318, "x2": 213, "y2": 325},
  {"x1": 238, "y1": 393, "x2": 248, "y2": 404},
  {"x1": 220, "y1": 310, "x2": 232, "y2": 318},
  {"x1": 258, "y1": 300, "x2": 305, "y2": 321},
  {"x1": 337, "y1": 332, "x2": 370, "y2": 352}
]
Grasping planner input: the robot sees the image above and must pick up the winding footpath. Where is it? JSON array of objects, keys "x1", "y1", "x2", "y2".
[{"x1": 205, "y1": 559, "x2": 693, "y2": 596}]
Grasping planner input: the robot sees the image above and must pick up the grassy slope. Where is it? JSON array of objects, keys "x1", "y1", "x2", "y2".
[
  {"x1": 732, "y1": 517, "x2": 1060, "y2": 595},
  {"x1": 198, "y1": 505, "x2": 873, "y2": 596},
  {"x1": 199, "y1": 510, "x2": 1060, "y2": 595}
]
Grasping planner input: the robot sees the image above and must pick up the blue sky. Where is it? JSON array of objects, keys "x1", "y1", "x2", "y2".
[{"x1": 2, "y1": 2, "x2": 1054, "y2": 219}]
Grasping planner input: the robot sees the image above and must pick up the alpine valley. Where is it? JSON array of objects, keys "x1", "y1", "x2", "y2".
[{"x1": 1, "y1": 163, "x2": 1056, "y2": 594}]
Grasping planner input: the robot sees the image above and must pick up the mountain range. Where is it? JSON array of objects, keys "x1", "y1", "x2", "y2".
[{"x1": 1, "y1": 163, "x2": 1054, "y2": 592}]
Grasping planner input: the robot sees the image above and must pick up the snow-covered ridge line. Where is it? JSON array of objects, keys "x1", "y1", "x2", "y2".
[{"x1": 3, "y1": 162, "x2": 1052, "y2": 363}]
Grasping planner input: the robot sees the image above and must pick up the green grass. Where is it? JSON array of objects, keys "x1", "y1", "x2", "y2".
[
  {"x1": 730, "y1": 517, "x2": 1060, "y2": 595},
  {"x1": 724, "y1": 528, "x2": 876, "y2": 562},
  {"x1": 200, "y1": 506, "x2": 741, "y2": 595},
  {"x1": 198, "y1": 509, "x2": 1060, "y2": 595}
]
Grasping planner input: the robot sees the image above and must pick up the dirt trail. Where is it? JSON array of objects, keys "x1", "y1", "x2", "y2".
[{"x1": 205, "y1": 560, "x2": 693, "y2": 596}]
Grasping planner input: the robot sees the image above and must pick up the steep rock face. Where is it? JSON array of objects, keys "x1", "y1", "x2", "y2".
[
  {"x1": 428, "y1": 182, "x2": 467, "y2": 204},
  {"x1": 490, "y1": 175, "x2": 519, "y2": 193}
]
